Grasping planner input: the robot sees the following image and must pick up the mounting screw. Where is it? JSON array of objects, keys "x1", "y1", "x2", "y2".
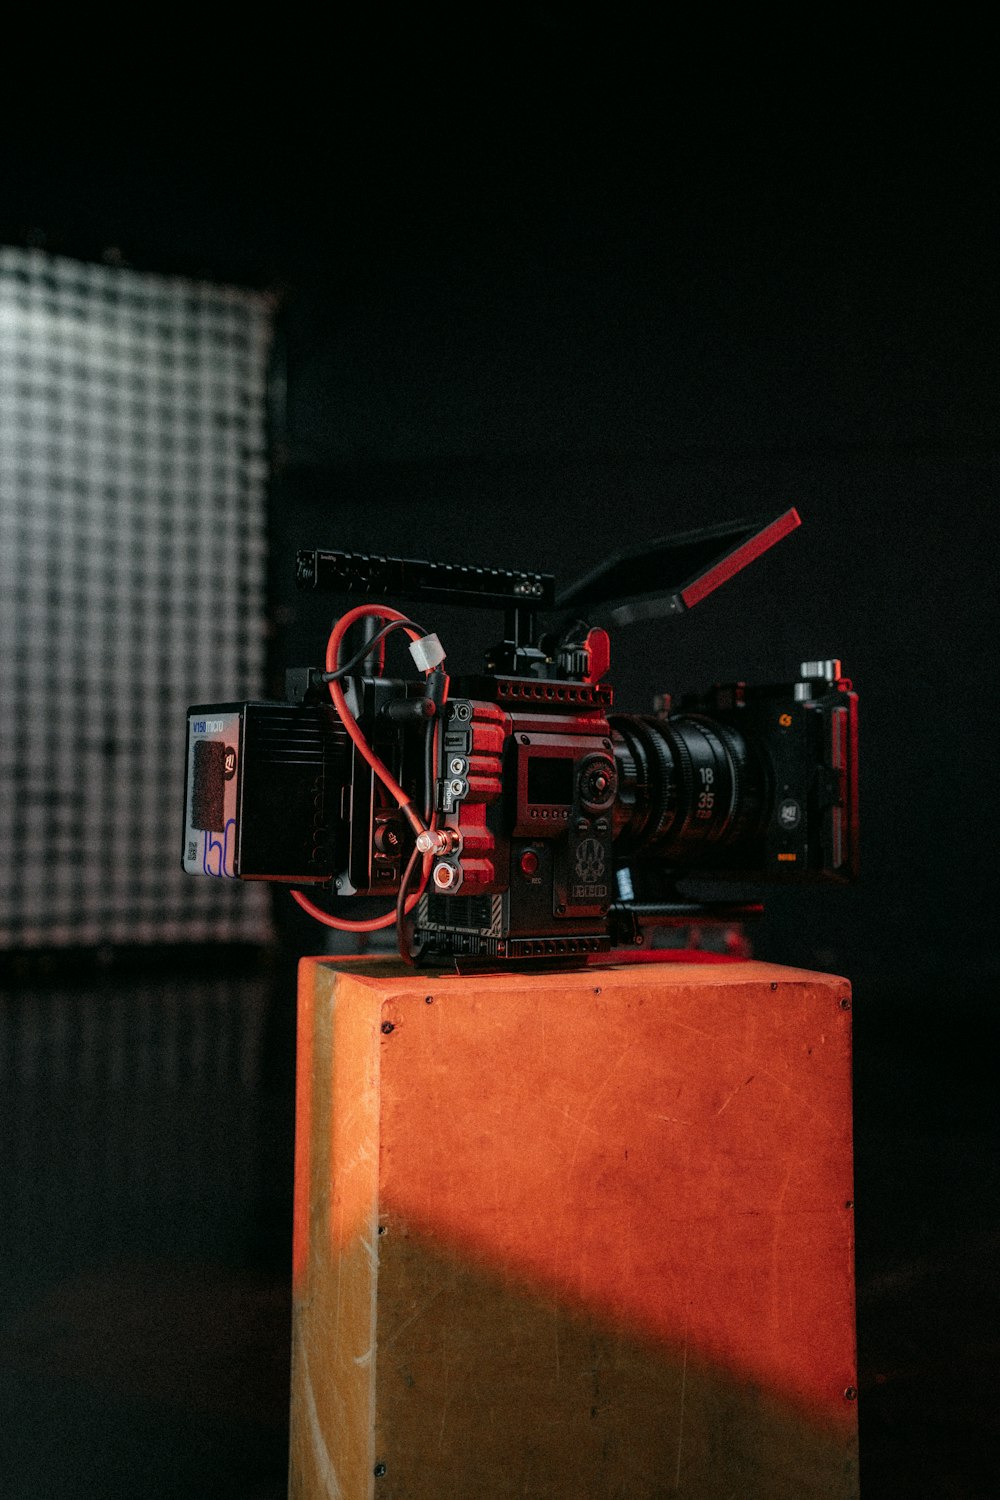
[
  {"x1": 377, "y1": 1224, "x2": 387, "y2": 1235},
  {"x1": 556, "y1": 903, "x2": 566, "y2": 915},
  {"x1": 374, "y1": 1461, "x2": 387, "y2": 1477},
  {"x1": 425, "y1": 994, "x2": 434, "y2": 1004},
  {"x1": 520, "y1": 734, "x2": 531, "y2": 745},
  {"x1": 844, "y1": 1386, "x2": 857, "y2": 1401},
  {"x1": 840, "y1": 997, "x2": 852, "y2": 1010},
  {"x1": 770, "y1": 981, "x2": 778, "y2": 991},
  {"x1": 844, "y1": 1200, "x2": 854, "y2": 1210},
  {"x1": 381, "y1": 1021, "x2": 395, "y2": 1035},
  {"x1": 593, "y1": 986, "x2": 602, "y2": 995}
]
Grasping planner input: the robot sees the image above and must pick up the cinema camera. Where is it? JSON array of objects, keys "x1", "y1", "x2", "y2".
[{"x1": 182, "y1": 508, "x2": 858, "y2": 964}]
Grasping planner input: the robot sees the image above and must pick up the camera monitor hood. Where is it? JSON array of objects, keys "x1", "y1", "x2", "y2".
[{"x1": 556, "y1": 506, "x2": 801, "y2": 625}]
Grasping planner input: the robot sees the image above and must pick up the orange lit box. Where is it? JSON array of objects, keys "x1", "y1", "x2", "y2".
[{"x1": 290, "y1": 958, "x2": 858, "y2": 1500}]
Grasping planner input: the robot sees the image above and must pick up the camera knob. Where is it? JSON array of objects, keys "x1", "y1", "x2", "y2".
[
  {"x1": 800, "y1": 660, "x2": 842, "y2": 686},
  {"x1": 557, "y1": 645, "x2": 589, "y2": 678},
  {"x1": 579, "y1": 755, "x2": 617, "y2": 811},
  {"x1": 373, "y1": 822, "x2": 402, "y2": 855}
]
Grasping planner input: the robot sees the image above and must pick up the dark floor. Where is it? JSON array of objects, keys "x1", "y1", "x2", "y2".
[
  {"x1": 0, "y1": 953, "x2": 295, "y2": 1500},
  {"x1": 852, "y1": 986, "x2": 1000, "y2": 1498},
  {"x1": 0, "y1": 954, "x2": 996, "y2": 1498}
]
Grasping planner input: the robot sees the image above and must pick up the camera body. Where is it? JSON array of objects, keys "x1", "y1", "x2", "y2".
[
  {"x1": 183, "y1": 511, "x2": 857, "y2": 964},
  {"x1": 183, "y1": 659, "x2": 856, "y2": 962}
]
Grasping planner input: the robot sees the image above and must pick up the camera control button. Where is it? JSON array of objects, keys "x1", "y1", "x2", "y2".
[
  {"x1": 575, "y1": 818, "x2": 591, "y2": 834},
  {"x1": 519, "y1": 849, "x2": 540, "y2": 877},
  {"x1": 373, "y1": 823, "x2": 401, "y2": 854},
  {"x1": 579, "y1": 754, "x2": 618, "y2": 810}
]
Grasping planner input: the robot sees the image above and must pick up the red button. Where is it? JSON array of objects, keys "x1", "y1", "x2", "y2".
[{"x1": 519, "y1": 849, "x2": 540, "y2": 877}]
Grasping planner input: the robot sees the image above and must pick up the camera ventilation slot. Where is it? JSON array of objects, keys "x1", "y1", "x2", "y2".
[
  {"x1": 496, "y1": 679, "x2": 612, "y2": 708},
  {"x1": 425, "y1": 893, "x2": 497, "y2": 933}
]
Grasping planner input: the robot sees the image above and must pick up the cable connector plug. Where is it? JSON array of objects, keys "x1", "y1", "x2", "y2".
[
  {"x1": 415, "y1": 827, "x2": 462, "y2": 857},
  {"x1": 384, "y1": 696, "x2": 436, "y2": 722},
  {"x1": 424, "y1": 665, "x2": 449, "y2": 710},
  {"x1": 409, "y1": 632, "x2": 446, "y2": 673}
]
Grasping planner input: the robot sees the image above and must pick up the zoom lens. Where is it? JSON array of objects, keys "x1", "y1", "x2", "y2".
[{"x1": 610, "y1": 713, "x2": 769, "y2": 864}]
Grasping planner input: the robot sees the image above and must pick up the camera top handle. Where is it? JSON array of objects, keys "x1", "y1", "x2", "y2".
[{"x1": 296, "y1": 551, "x2": 555, "y2": 612}]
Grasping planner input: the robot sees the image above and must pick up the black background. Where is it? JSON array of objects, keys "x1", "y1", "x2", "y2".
[{"x1": 2, "y1": 26, "x2": 998, "y2": 1497}]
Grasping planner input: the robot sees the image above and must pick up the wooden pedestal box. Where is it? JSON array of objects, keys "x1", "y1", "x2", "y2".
[{"x1": 289, "y1": 958, "x2": 858, "y2": 1499}]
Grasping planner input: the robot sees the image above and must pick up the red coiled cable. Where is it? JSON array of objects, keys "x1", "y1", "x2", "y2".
[{"x1": 291, "y1": 604, "x2": 437, "y2": 933}]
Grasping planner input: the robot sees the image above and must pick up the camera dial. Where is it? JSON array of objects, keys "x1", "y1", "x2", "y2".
[{"x1": 578, "y1": 754, "x2": 617, "y2": 813}]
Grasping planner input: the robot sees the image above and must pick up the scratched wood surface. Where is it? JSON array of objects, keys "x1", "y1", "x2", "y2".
[{"x1": 289, "y1": 958, "x2": 859, "y2": 1499}]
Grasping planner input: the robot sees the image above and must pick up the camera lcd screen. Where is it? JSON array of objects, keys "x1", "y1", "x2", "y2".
[{"x1": 527, "y1": 756, "x2": 574, "y2": 806}]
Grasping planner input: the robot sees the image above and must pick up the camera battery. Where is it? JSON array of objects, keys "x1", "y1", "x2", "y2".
[{"x1": 183, "y1": 702, "x2": 349, "y2": 883}]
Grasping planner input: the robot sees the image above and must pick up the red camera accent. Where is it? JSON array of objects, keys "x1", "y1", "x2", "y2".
[{"x1": 680, "y1": 507, "x2": 801, "y2": 610}]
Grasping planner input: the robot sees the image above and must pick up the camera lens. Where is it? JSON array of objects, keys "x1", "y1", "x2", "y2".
[{"x1": 610, "y1": 713, "x2": 768, "y2": 864}]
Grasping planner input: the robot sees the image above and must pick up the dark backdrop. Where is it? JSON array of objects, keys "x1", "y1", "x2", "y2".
[{"x1": 2, "y1": 32, "x2": 998, "y2": 1498}]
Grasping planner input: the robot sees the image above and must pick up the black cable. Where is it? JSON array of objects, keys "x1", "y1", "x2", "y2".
[
  {"x1": 322, "y1": 617, "x2": 427, "y2": 682},
  {"x1": 423, "y1": 707, "x2": 437, "y2": 824},
  {"x1": 555, "y1": 616, "x2": 590, "y2": 649},
  {"x1": 395, "y1": 842, "x2": 422, "y2": 965},
  {"x1": 396, "y1": 710, "x2": 440, "y2": 964}
]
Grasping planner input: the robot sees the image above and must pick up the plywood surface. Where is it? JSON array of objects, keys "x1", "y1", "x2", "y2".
[{"x1": 290, "y1": 959, "x2": 858, "y2": 1499}]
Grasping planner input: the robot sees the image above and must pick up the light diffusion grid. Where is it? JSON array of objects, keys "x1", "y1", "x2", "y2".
[{"x1": 0, "y1": 247, "x2": 272, "y2": 947}]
